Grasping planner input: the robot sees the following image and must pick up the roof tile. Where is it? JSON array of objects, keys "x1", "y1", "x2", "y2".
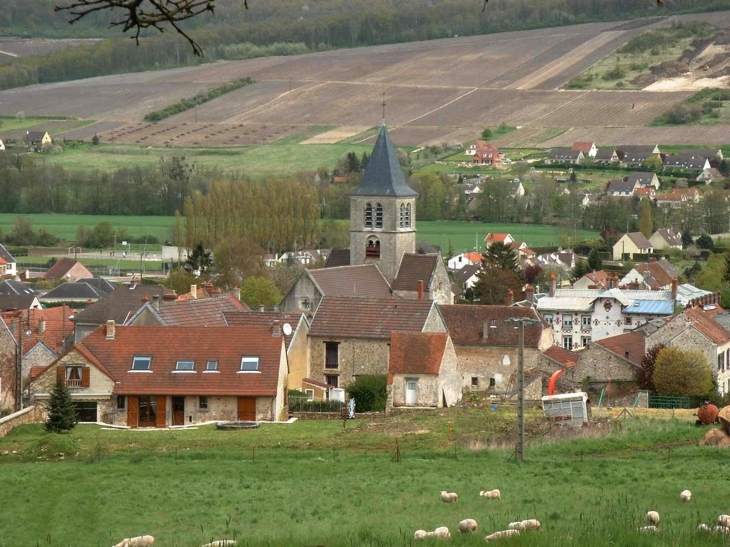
[
  {"x1": 439, "y1": 304, "x2": 544, "y2": 347},
  {"x1": 389, "y1": 331, "x2": 448, "y2": 376},
  {"x1": 392, "y1": 254, "x2": 438, "y2": 291}
]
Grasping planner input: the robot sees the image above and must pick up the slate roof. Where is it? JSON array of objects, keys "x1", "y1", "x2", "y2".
[
  {"x1": 595, "y1": 332, "x2": 646, "y2": 366},
  {"x1": 77, "y1": 278, "x2": 116, "y2": 294},
  {"x1": 39, "y1": 282, "x2": 106, "y2": 301},
  {"x1": 392, "y1": 254, "x2": 438, "y2": 292},
  {"x1": 224, "y1": 310, "x2": 303, "y2": 348},
  {"x1": 542, "y1": 345, "x2": 579, "y2": 368},
  {"x1": 454, "y1": 264, "x2": 480, "y2": 283},
  {"x1": 58, "y1": 325, "x2": 284, "y2": 396},
  {"x1": 439, "y1": 304, "x2": 544, "y2": 347},
  {"x1": 25, "y1": 131, "x2": 47, "y2": 142},
  {"x1": 323, "y1": 249, "x2": 351, "y2": 268},
  {"x1": 44, "y1": 258, "x2": 89, "y2": 280},
  {"x1": 0, "y1": 294, "x2": 38, "y2": 310},
  {"x1": 309, "y1": 296, "x2": 434, "y2": 339},
  {"x1": 0, "y1": 244, "x2": 16, "y2": 265},
  {"x1": 389, "y1": 331, "x2": 448, "y2": 376},
  {"x1": 350, "y1": 124, "x2": 417, "y2": 197},
  {"x1": 625, "y1": 172, "x2": 657, "y2": 187},
  {"x1": 309, "y1": 264, "x2": 391, "y2": 298},
  {"x1": 595, "y1": 148, "x2": 617, "y2": 161},
  {"x1": 606, "y1": 179, "x2": 637, "y2": 194},
  {"x1": 548, "y1": 148, "x2": 581, "y2": 160},
  {"x1": 617, "y1": 145, "x2": 659, "y2": 162},
  {"x1": 1, "y1": 306, "x2": 74, "y2": 354},
  {"x1": 73, "y1": 283, "x2": 171, "y2": 325},
  {"x1": 680, "y1": 148, "x2": 721, "y2": 159},
  {"x1": 685, "y1": 307, "x2": 730, "y2": 345},
  {"x1": 653, "y1": 228, "x2": 682, "y2": 247},
  {"x1": 626, "y1": 232, "x2": 653, "y2": 249},
  {"x1": 0, "y1": 280, "x2": 35, "y2": 296},
  {"x1": 664, "y1": 154, "x2": 708, "y2": 169},
  {"x1": 142, "y1": 293, "x2": 249, "y2": 327}
]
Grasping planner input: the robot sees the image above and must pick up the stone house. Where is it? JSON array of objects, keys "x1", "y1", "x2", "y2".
[
  {"x1": 387, "y1": 331, "x2": 461, "y2": 409},
  {"x1": 30, "y1": 323, "x2": 288, "y2": 426},
  {"x1": 484, "y1": 233, "x2": 514, "y2": 247},
  {"x1": 649, "y1": 228, "x2": 683, "y2": 251},
  {"x1": 438, "y1": 304, "x2": 552, "y2": 394},
  {"x1": 278, "y1": 264, "x2": 391, "y2": 314},
  {"x1": 44, "y1": 258, "x2": 93, "y2": 282},
  {"x1": 125, "y1": 292, "x2": 248, "y2": 326},
  {"x1": 392, "y1": 253, "x2": 453, "y2": 304},
  {"x1": 612, "y1": 232, "x2": 654, "y2": 260},
  {"x1": 0, "y1": 244, "x2": 17, "y2": 277},
  {"x1": 307, "y1": 296, "x2": 446, "y2": 389}
]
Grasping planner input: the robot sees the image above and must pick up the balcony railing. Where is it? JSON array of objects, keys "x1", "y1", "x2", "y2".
[{"x1": 66, "y1": 379, "x2": 82, "y2": 387}]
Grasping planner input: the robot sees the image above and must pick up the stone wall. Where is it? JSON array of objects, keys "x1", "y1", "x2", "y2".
[
  {"x1": 0, "y1": 321, "x2": 17, "y2": 411},
  {"x1": 0, "y1": 406, "x2": 44, "y2": 438},
  {"x1": 391, "y1": 374, "x2": 441, "y2": 407},
  {"x1": 279, "y1": 273, "x2": 321, "y2": 314},
  {"x1": 455, "y1": 346, "x2": 542, "y2": 394},
  {"x1": 423, "y1": 306, "x2": 447, "y2": 333},
  {"x1": 287, "y1": 320, "x2": 310, "y2": 391},
  {"x1": 22, "y1": 344, "x2": 56, "y2": 388},
  {"x1": 30, "y1": 349, "x2": 115, "y2": 399},
  {"x1": 310, "y1": 336, "x2": 390, "y2": 388}
]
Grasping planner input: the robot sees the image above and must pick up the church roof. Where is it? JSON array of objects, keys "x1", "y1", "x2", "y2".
[{"x1": 351, "y1": 123, "x2": 417, "y2": 198}]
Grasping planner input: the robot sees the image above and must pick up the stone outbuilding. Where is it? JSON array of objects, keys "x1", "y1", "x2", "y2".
[
  {"x1": 392, "y1": 253, "x2": 453, "y2": 304},
  {"x1": 387, "y1": 331, "x2": 461, "y2": 409}
]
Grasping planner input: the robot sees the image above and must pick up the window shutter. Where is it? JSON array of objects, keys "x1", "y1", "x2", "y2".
[
  {"x1": 81, "y1": 367, "x2": 90, "y2": 388},
  {"x1": 156, "y1": 396, "x2": 167, "y2": 428},
  {"x1": 56, "y1": 366, "x2": 64, "y2": 385}
]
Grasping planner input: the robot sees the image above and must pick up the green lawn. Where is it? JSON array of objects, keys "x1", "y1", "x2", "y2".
[
  {"x1": 0, "y1": 410, "x2": 725, "y2": 546},
  {"x1": 42, "y1": 141, "x2": 375, "y2": 178}
]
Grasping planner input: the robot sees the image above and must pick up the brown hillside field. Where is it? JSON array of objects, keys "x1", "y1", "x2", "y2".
[{"x1": 3, "y1": 13, "x2": 730, "y2": 147}]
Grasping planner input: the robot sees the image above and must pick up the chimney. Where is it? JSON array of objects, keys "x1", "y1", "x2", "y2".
[
  {"x1": 483, "y1": 321, "x2": 490, "y2": 340},
  {"x1": 506, "y1": 289, "x2": 514, "y2": 306},
  {"x1": 105, "y1": 320, "x2": 116, "y2": 340},
  {"x1": 38, "y1": 319, "x2": 46, "y2": 335},
  {"x1": 549, "y1": 272, "x2": 556, "y2": 297},
  {"x1": 417, "y1": 280, "x2": 424, "y2": 300},
  {"x1": 141, "y1": 295, "x2": 150, "y2": 304},
  {"x1": 258, "y1": 303, "x2": 265, "y2": 312},
  {"x1": 272, "y1": 320, "x2": 281, "y2": 337},
  {"x1": 671, "y1": 277, "x2": 678, "y2": 301},
  {"x1": 232, "y1": 287, "x2": 241, "y2": 301},
  {"x1": 613, "y1": 274, "x2": 619, "y2": 288},
  {"x1": 190, "y1": 284, "x2": 197, "y2": 299},
  {"x1": 526, "y1": 285, "x2": 534, "y2": 303},
  {"x1": 152, "y1": 294, "x2": 161, "y2": 310}
]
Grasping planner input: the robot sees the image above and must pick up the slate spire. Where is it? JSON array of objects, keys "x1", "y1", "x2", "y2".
[{"x1": 351, "y1": 122, "x2": 417, "y2": 197}]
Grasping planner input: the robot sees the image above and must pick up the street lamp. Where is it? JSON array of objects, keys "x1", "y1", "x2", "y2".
[{"x1": 505, "y1": 317, "x2": 542, "y2": 462}]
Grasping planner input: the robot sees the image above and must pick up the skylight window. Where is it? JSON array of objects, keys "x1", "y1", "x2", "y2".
[
  {"x1": 132, "y1": 356, "x2": 151, "y2": 370},
  {"x1": 176, "y1": 360, "x2": 195, "y2": 371},
  {"x1": 206, "y1": 360, "x2": 218, "y2": 371},
  {"x1": 240, "y1": 356, "x2": 260, "y2": 372}
]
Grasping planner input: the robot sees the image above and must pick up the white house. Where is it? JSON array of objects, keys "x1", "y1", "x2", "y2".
[
  {"x1": 572, "y1": 141, "x2": 597, "y2": 158},
  {"x1": 612, "y1": 232, "x2": 653, "y2": 260},
  {"x1": 649, "y1": 228, "x2": 683, "y2": 251},
  {"x1": 0, "y1": 139, "x2": 5, "y2": 151},
  {"x1": 447, "y1": 252, "x2": 481, "y2": 271},
  {"x1": 0, "y1": 244, "x2": 17, "y2": 276}
]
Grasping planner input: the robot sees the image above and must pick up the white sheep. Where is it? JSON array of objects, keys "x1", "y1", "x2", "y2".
[
  {"x1": 714, "y1": 526, "x2": 730, "y2": 535},
  {"x1": 432, "y1": 526, "x2": 451, "y2": 539},
  {"x1": 507, "y1": 522, "x2": 526, "y2": 531},
  {"x1": 479, "y1": 489, "x2": 501, "y2": 500},
  {"x1": 414, "y1": 530, "x2": 429, "y2": 540},
  {"x1": 718, "y1": 514, "x2": 730, "y2": 527},
  {"x1": 458, "y1": 519, "x2": 478, "y2": 533},
  {"x1": 697, "y1": 524, "x2": 711, "y2": 532},
  {"x1": 200, "y1": 542, "x2": 237, "y2": 547},
  {"x1": 637, "y1": 526, "x2": 658, "y2": 533},
  {"x1": 113, "y1": 537, "x2": 154, "y2": 547},
  {"x1": 485, "y1": 530, "x2": 520, "y2": 542},
  {"x1": 646, "y1": 511, "x2": 660, "y2": 525},
  {"x1": 440, "y1": 491, "x2": 458, "y2": 503},
  {"x1": 680, "y1": 490, "x2": 692, "y2": 502},
  {"x1": 521, "y1": 519, "x2": 541, "y2": 531}
]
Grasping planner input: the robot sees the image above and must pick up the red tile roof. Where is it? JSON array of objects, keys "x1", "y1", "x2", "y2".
[
  {"x1": 595, "y1": 332, "x2": 646, "y2": 366},
  {"x1": 389, "y1": 331, "x2": 448, "y2": 377},
  {"x1": 309, "y1": 296, "x2": 435, "y2": 339},
  {"x1": 572, "y1": 141, "x2": 594, "y2": 153},
  {"x1": 1, "y1": 306, "x2": 74, "y2": 354},
  {"x1": 392, "y1": 254, "x2": 438, "y2": 292},
  {"x1": 223, "y1": 310, "x2": 303, "y2": 347},
  {"x1": 485, "y1": 233, "x2": 510, "y2": 243},
  {"x1": 685, "y1": 307, "x2": 730, "y2": 345},
  {"x1": 309, "y1": 264, "x2": 391, "y2": 298},
  {"x1": 154, "y1": 293, "x2": 248, "y2": 326},
  {"x1": 635, "y1": 261, "x2": 674, "y2": 288},
  {"x1": 66, "y1": 325, "x2": 284, "y2": 396},
  {"x1": 542, "y1": 346, "x2": 579, "y2": 368},
  {"x1": 439, "y1": 305, "x2": 544, "y2": 347}
]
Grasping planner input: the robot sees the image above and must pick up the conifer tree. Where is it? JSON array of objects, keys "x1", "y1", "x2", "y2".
[{"x1": 45, "y1": 379, "x2": 77, "y2": 433}]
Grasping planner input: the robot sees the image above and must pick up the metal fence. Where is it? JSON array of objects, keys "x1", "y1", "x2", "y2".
[
  {"x1": 648, "y1": 395, "x2": 701, "y2": 409},
  {"x1": 289, "y1": 397, "x2": 343, "y2": 413}
]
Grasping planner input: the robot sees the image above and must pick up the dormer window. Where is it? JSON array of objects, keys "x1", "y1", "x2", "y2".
[
  {"x1": 240, "y1": 356, "x2": 260, "y2": 372},
  {"x1": 365, "y1": 236, "x2": 381, "y2": 259},
  {"x1": 375, "y1": 203, "x2": 383, "y2": 228},
  {"x1": 132, "y1": 356, "x2": 152, "y2": 371},
  {"x1": 206, "y1": 360, "x2": 218, "y2": 371},
  {"x1": 364, "y1": 203, "x2": 373, "y2": 228},
  {"x1": 175, "y1": 360, "x2": 195, "y2": 371}
]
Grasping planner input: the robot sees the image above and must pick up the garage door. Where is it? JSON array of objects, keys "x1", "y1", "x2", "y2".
[{"x1": 74, "y1": 402, "x2": 98, "y2": 423}]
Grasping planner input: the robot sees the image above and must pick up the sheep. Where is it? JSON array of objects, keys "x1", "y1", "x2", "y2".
[
  {"x1": 697, "y1": 524, "x2": 711, "y2": 532},
  {"x1": 414, "y1": 530, "x2": 429, "y2": 540},
  {"x1": 485, "y1": 530, "x2": 520, "y2": 542},
  {"x1": 680, "y1": 490, "x2": 692, "y2": 502},
  {"x1": 479, "y1": 489, "x2": 501, "y2": 500},
  {"x1": 646, "y1": 511, "x2": 660, "y2": 525},
  {"x1": 507, "y1": 522, "x2": 526, "y2": 531},
  {"x1": 200, "y1": 542, "x2": 237, "y2": 547},
  {"x1": 718, "y1": 515, "x2": 730, "y2": 527},
  {"x1": 458, "y1": 519, "x2": 478, "y2": 533},
  {"x1": 637, "y1": 526, "x2": 658, "y2": 533},
  {"x1": 113, "y1": 537, "x2": 154, "y2": 547},
  {"x1": 432, "y1": 526, "x2": 451, "y2": 539},
  {"x1": 521, "y1": 519, "x2": 541, "y2": 531},
  {"x1": 440, "y1": 491, "x2": 458, "y2": 503},
  {"x1": 714, "y1": 526, "x2": 730, "y2": 535}
]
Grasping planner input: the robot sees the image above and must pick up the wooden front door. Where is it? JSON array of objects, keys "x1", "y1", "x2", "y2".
[
  {"x1": 127, "y1": 396, "x2": 139, "y2": 428},
  {"x1": 172, "y1": 397, "x2": 185, "y2": 426},
  {"x1": 237, "y1": 397, "x2": 257, "y2": 421},
  {"x1": 138, "y1": 395, "x2": 157, "y2": 427},
  {"x1": 156, "y1": 396, "x2": 167, "y2": 428}
]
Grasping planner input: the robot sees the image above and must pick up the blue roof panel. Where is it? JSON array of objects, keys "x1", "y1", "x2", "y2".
[{"x1": 624, "y1": 300, "x2": 673, "y2": 315}]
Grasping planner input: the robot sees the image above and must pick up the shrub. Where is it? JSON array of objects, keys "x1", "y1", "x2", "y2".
[
  {"x1": 346, "y1": 374, "x2": 387, "y2": 412},
  {"x1": 653, "y1": 347, "x2": 712, "y2": 397}
]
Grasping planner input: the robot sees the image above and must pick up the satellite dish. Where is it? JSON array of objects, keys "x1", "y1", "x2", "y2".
[{"x1": 282, "y1": 323, "x2": 293, "y2": 336}]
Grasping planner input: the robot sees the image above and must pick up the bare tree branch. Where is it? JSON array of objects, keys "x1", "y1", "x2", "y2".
[{"x1": 54, "y1": 0, "x2": 249, "y2": 56}]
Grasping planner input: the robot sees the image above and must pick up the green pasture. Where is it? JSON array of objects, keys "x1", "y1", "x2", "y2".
[
  {"x1": 0, "y1": 410, "x2": 726, "y2": 546},
  {"x1": 40, "y1": 141, "x2": 375, "y2": 178}
]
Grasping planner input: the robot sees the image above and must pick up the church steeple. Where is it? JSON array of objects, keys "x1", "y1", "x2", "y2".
[{"x1": 351, "y1": 123, "x2": 417, "y2": 198}]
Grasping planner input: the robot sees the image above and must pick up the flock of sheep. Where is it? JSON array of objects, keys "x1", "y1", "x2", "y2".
[
  {"x1": 413, "y1": 490, "x2": 541, "y2": 542},
  {"x1": 112, "y1": 537, "x2": 236, "y2": 547}
]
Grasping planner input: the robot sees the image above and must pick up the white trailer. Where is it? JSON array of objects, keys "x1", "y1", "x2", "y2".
[{"x1": 541, "y1": 392, "x2": 588, "y2": 426}]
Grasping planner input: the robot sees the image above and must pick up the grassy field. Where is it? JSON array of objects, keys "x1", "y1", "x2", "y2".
[
  {"x1": 0, "y1": 408, "x2": 726, "y2": 546},
  {"x1": 41, "y1": 141, "x2": 375, "y2": 178}
]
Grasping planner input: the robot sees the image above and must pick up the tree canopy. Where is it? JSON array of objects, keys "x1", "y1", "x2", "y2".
[{"x1": 653, "y1": 347, "x2": 712, "y2": 397}]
